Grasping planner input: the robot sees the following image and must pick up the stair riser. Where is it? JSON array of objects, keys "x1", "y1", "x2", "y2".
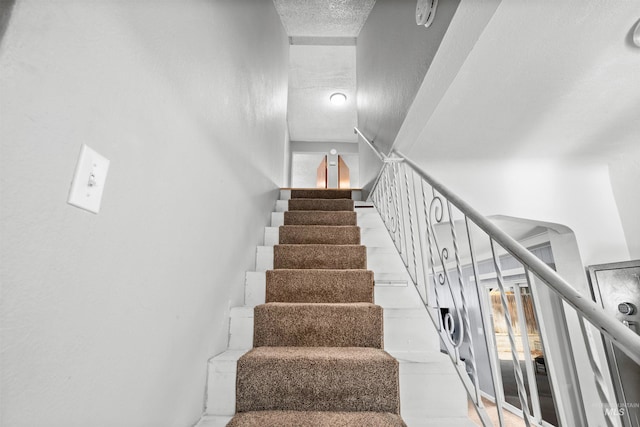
[
  {"x1": 256, "y1": 246, "x2": 409, "y2": 279},
  {"x1": 279, "y1": 226, "x2": 360, "y2": 245},
  {"x1": 279, "y1": 189, "x2": 362, "y2": 201},
  {"x1": 290, "y1": 189, "x2": 353, "y2": 199},
  {"x1": 265, "y1": 269, "x2": 374, "y2": 304},
  {"x1": 284, "y1": 211, "x2": 357, "y2": 226},
  {"x1": 253, "y1": 303, "x2": 383, "y2": 348},
  {"x1": 274, "y1": 245, "x2": 366, "y2": 270},
  {"x1": 248, "y1": 271, "x2": 413, "y2": 307},
  {"x1": 227, "y1": 411, "x2": 405, "y2": 426},
  {"x1": 288, "y1": 199, "x2": 354, "y2": 211},
  {"x1": 236, "y1": 356, "x2": 400, "y2": 413},
  {"x1": 265, "y1": 226, "x2": 390, "y2": 246},
  {"x1": 205, "y1": 352, "x2": 467, "y2": 419},
  {"x1": 271, "y1": 209, "x2": 373, "y2": 227},
  {"x1": 229, "y1": 307, "x2": 439, "y2": 352}
]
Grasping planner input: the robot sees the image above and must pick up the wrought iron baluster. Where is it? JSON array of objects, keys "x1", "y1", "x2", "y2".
[
  {"x1": 423, "y1": 194, "x2": 445, "y2": 335},
  {"x1": 389, "y1": 164, "x2": 402, "y2": 251},
  {"x1": 578, "y1": 315, "x2": 616, "y2": 427},
  {"x1": 425, "y1": 193, "x2": 466, "y2": 353},
  {"x1": 448, "y1": 202, "x2": 481, "y2": 410},
  {"x1": 419, "y1": 179, "x2": 433, "y2": 306},
  {"x1": 490, "y1": 238, "x2": 532, "y2": 427},
  {"x1": 392, "y1": 162, "x2": 407, "y2": 263},
  {"x1": 512, "y1": 284, "x2": 543, "y2": 423},
  {"x1": 466, "y1": 217, "x2": 504, "y2": 427},
  {"x1": 404, "y1": 164, "x2": 418, "y2": 282},
  {"x1": 380, "y1": 167, "x2": 392, "y2": 231}
]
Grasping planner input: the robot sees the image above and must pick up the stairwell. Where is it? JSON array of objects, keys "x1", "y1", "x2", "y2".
[{"x1": 195, "y1": 189, "x2": 473, "y2": 427}]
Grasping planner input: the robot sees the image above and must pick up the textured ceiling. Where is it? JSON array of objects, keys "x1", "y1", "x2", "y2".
[{"x1": 273, "y1": 0, "x2": 376, "y2": 37}]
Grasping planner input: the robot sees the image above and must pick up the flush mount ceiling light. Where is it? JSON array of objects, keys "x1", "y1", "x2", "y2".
[{"x1": 329, "y1": 92, "x2": 347, "y2": 106}]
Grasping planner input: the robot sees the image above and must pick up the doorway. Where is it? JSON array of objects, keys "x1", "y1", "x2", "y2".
[
  {"x1": 291, "y1": 152, "x2": 358, "y2": 188},
  {"x1": 482, "y1": 282, "x2": 559, "y2": 426},
  {"x1": 588, "y1": 260, "x2": 640, "y2": 427}
]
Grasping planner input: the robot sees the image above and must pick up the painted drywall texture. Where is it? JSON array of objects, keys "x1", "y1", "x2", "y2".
[
  {"x1": 0, "y1": 1, "x2": 288, "y2": 426},
  {"x1": 356, "y1": 0, "x2": 460, "y2": 157},
  {"x1": 609, "y1": 148, "x2": 640, "y2": 260},
  {"x1": 416, "y1": 159, "x2": 629, "y2": 267},
  {"x1": 288, "y1": 44, "x2": 357, "y2": 143}
]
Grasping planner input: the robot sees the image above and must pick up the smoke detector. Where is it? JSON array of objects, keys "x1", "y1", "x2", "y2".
[{"x1": 416, "y1": 0, "x2": 438, "y2": 27}]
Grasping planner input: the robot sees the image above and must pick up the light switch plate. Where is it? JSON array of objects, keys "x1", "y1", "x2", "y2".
[{"x1": 68, "y1": 145, "x2": 110, "y2": 214}]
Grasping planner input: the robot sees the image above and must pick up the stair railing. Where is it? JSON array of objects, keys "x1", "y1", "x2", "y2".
[{"x1": 355, "y1": 127, "x2": 640, "y2": 427}]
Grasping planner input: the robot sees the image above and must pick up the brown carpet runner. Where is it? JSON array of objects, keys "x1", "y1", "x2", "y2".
[
  {"x1": 229, "y1": 188, "x2": 405, "y2": 426},
  {"x1": 227, "y1": 411, "x2": 405, "y2": 427},
  {"x1": 254, "y1": 303, "x2": 383, "y2": 348},
  {"x1": 289, "y1": 198, "x2": 354, "y2": 211},
  {"x1": 290, "y1": 189, "x2": 352, "y2": 199},
  {"x1": 235, "y1": 347, "x2": 400, "y2": 413},
  {"x1": 265, "y1": 269, "x2": 374, "y2": 303},
  {"x1": 279, "y1": 225, "x2": 360, "y2": 245},
  {"x1": 284, "y1": 210, "x2": 357, "y2": 226},
  {"x1": 274, "y1": 244, "x2": 366, "y2": 270}
]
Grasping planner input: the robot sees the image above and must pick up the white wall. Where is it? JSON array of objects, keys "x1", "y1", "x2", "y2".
[
  {"x1": 609, "y1": 147, "x2": 640, "y2": 260},
  {"x1": 0, "y1": 1, "x2": 288, "y2": 426},
  {"x1": 340, "y1": 154, "x2": 360, "y2": 188},
  {"x1": 415, "y1": 159, "x2": 629, "y2": 267},
  {"x1": 356, "y1": 0, "x2": 460, "y2": 154},
  {"x1": 289, "y1": 141, "x2": 359, "y2": 188},
  {"x1": 291, "y1": 153, "x2": 326, "y2": 188}
]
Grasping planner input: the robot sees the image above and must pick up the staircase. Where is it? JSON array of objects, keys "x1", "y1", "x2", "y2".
[{"x1": 194, "y1": 189, "x2": 474, "y2": 427}]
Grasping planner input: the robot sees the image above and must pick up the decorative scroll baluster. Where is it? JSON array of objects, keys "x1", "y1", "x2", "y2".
[
  {"x1": 357, "y1": 127, "x2": 640, "y2": 427},
  {"x1": 423, "y1": 192, "x2": 466, "y2": 352},
  {"x1": 423, "y1": 193, "x2": 445, "y2": 335},
  {"x1": 447, "y1": 202, "x2": 481, "y2": 406},
  {"x1": 490, "y1": 238, "x2": 532, "y2": 426}
]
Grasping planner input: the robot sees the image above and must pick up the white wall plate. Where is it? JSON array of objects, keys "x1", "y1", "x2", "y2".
[{"x1": 68, "y1": 144, "x2": 110, "y2": 214}]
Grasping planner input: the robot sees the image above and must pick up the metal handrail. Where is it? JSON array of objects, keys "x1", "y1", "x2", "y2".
[
  {"x1": 355, "y1": 126, "x2": 640, "y2": 366},
  {"x1": 354, "y1": 127, "x2": 387, "y2": 161}
]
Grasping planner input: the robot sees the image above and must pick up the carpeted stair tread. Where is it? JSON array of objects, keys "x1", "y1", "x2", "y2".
[
  {"x1": 288, "y1": 198, "x2": 354, "y2": 211},
  {"x1": 254, "y1": 302, "x2": 383, "y2": 348},
  {"x1": 291, "y1": 189, "x2": 352, "y2": 199},
  {"x1": 236, "y1": 347, "x2": 400, "y2": 414},
  {"x1": 284, "y1": 211, "x2": 357, "y2": 226},
  {"x1": 265, "y1": 269, "x2": 374, "y2": 303},
  {"x1": 274, "y1": 244, "x2": 366, "y2": 270},
  {"x1": 279, "y1": 225, "x2": 360, "y2": 245},
  {"x1": 227, "y1": 410, "x2": 407, "y2": 426}
]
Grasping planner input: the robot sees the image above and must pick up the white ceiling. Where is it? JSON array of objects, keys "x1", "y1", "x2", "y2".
[
  {"x1": 288, "y1": 45, "x2": 357, "y2": 142},
  {"x1": 274, "y1": 0, "x2": 375, "y2": 143},
  {"x1": 273, "y1": 0, "x2": 376, "y2": 37},
  {"x1": 275, "y1": 0, "x2": 640, "y2": 157},
  {"x1": 398, "y1": 0, "x2": 640, "y2": 162}
]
